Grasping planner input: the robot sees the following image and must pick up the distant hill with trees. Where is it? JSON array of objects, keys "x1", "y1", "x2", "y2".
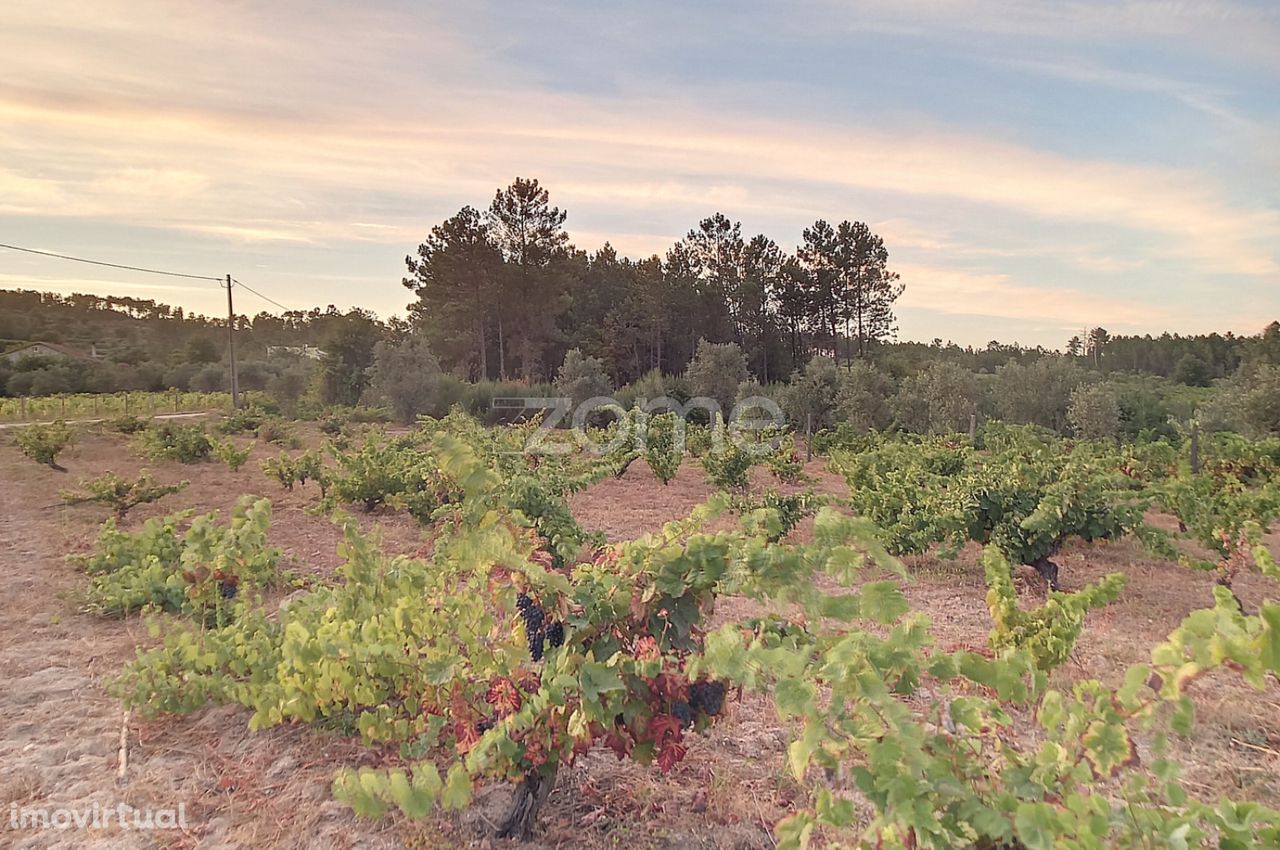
[{"x1": 2, "y1": 178, "x2": 1277, "y2": 438}]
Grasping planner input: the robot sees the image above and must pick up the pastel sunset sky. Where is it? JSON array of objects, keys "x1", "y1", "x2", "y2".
[{"x1": 2, "y1": 0, "x2": 1278, "y2": 347}]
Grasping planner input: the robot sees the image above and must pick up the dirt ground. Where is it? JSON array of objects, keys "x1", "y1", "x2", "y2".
[{"x1": 2, "y1": 424, "x2": 1278, "y2": 849}]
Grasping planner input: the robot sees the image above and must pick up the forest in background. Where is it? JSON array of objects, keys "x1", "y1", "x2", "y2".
[{"x1": 2, "y1": 178, "x2": 1278, "y2": 439}]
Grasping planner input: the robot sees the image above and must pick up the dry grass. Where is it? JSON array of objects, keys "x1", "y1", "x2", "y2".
[{"x1": 1, "y1": 425, "x2": 1277, "y2": 848}]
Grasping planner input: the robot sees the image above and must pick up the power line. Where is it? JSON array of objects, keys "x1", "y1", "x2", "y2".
[
  {"x1": 0, "y1": 241, "x2": 222, "y2": 282},
  {"x1": 1, "y1": 240, "x2": 294, "y2": 314},
  {"x1": 231, "y1": 278, "x2": 290, "y2": 312}
]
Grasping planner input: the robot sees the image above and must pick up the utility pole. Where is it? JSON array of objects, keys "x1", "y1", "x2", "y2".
[{"x1": 226, "y1": 274, "x2": 240, "y2": 409}]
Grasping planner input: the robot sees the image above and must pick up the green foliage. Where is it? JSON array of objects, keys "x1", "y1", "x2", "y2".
[
  {"x1": 731, "y1": 490, "x2": 821, "y2": 542},
  {"x1": 319, "y1": 311, "x2": 382, "y2": 406},
  {"x1": 554, "y1": 347, "x2": 612, "y2": 408},
  {"x1": 136, "y1": 421, "x2": 214, "y2": 463},
  {"x1": 105, "y1": 413, "x2": 149, "y2": 434},
  {"x1": 218, "y1": 404, "x2": 269, "y2": 435},
  {"x1": 368, "y1": 335, "x2": 456, "y2": 423},
  {"x1": 212, "y1": 438, "x2": 254, "y2": 471},
  {"x1": 14, "y1": 420, "x2": 74, "y2": 468},
  {"x1": 1068, "y1": 382, "x2": 1122, "y2": 439},
  {"x1": 983, "y1": 546, "x2": 1126, "y2": 670},
  {"x1": 685, "y1": 339, "x2": 749, "y2": 417},
  {"x1": 992, "y1": 356, "x2": 1087, "y2": 432},
  {"x1": 1156, "y1": 471, "x2": 1280, "y2": 570},
  {"x1": 766, "y1": 431, "x2": 805, "y2": 482},
  {"x1": 782, "y1": 356, "x2": 841, "y2": 432},
  {"x1": 641, "y1": 410, "x2": 682, "y2": 484},
  {"x1": 831, "y1": 432, "x2": 1147, "y2": 582},
  {"x1": 254, "y1": 416, "x2": 302, "y2": 448},
  {"x1": 261, "y1": 449, "x2": 325, "y2": 493},
  {"x1": 810, "y1": 422, "x2": 881, "y2": 455},
  {"x1": 701, "y1": 439, "x2": 755, "y2": 490},
  {"x1": 833, "y1": 359, "x2": 895, "y2": 433},
  {"x1": 891, "y1": 361, "x2": 980, "y2": 434},
  {"x1": 99, "y1": 414, "x2": 1280, "y2": 847},
  {"x1": 79, "y1": 497, "x2": 278, "y2": 618},
  {"x1": 62, "y1": 470, "x2": 186, "y2": 519},
  {"x1": 324, "y1": 433, "x2": 455, "y2": 515}
]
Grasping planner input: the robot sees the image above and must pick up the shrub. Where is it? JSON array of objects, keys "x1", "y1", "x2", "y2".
[
  {"x1": 320, "y1": 414, "x2": 346, "y2": 436},
  {"x1": 78, "y1": 497, "x2": 279, "y2": 619},
  {"x1": 891, "y1": 361, "x2": 981, "y2": 434},
  {"x1": 14, "y1": 420, "x2": 75, "y2": 469},
  {"x1": 324, "y1": 435, "x2": 453, "y2": 515},
  {"x1": 105, "y1": 413, "x2": 149, "y2": 434},
  {"x1": 732, "y1": 489, "x2": 821, "y2": 542},
  {"x1": 62, "y1": 470, "x2": 187, "y2": 519},
  {"x1": 367, "y1": 336, "x2": 457, "y2": 423},
  {"x1": 555, "y1": 348, "x2": 613, "y2": 409},
  {"x1": 766, "y1": 432, "x2": 804, "y2": 482},
  {"x1": 783, "y1": 357, "x2": 841, "y2": 431},
  {"x1": 262, "y1": 449, "x2": 325, "y2": 493},
  {"x1": 255, "y1": 416, "x2": 302, "y2": 449},
  {"x1": 983, "y1": 546, "x2": 1126, "y2": 671},
  {"x1": 991, "y1": 357, "x2": 1087, "y2": 432},
  {"x1": 701, "y1": 440, "x2": 754, "y2": 490},
  {"x1": 219, "y1": 404, "x2": 269, "y2": 435},
  {"x1": 136, "y1": 422, "x2": 214, "y2": 463},
  {"x1": 624, "y1": 369, "x2": 690, "y2": 408},
  {"x1": 189, "y1": 364, "x2": 227, "y2": 393},
  {"x1": 685, "y1": 339, "x2": 748, "y2": 419},
  {"x1": 642, "y1": 411, "x2": 682, "y2": 484},
  {"x1": 212, "y1": 439, "x2": 254, "y2": 471},
  {"x1": 1200, "y1": 364, "x2": 1280, "y2": 438},
  {"x1": 1068, "y1": 383, "x2": 1121, "y2": 439},
  {"x1": 833, "y1": 360, "x2": 895, "y2": 433}
]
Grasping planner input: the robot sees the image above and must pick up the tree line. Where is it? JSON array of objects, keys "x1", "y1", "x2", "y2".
[{"x1": 402, "y1": 178, "x2": 903, "y2": 384}]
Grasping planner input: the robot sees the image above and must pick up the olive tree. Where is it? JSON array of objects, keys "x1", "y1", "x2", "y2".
[
  {"x1": 685, "y1": 339, "x2": 749, "y2": 418},
  {"x1": 891, "y1": 361, "x2": 980, "y2": 434},
  {"x1": 1067, "y1": 382, "x2": 1121, "y2": 439}
]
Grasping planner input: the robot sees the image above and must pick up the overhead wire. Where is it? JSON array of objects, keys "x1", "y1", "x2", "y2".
[
  {"x1": 0, "y1": 242, "x2": 222, "y2": 282},
  {"x1": 231, "y1": 278, "x2": 290, "y2": 312},
  {"x1": 0, "y1": 241, "x2": 293, "y2": 312}
]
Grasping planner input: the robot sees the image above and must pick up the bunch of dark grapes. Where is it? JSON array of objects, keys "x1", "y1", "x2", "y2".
[
  {"x1": 477, "y1": 717, "x2": 495, "y2": 733},
  {"x1": 689, "y1": 681, "x2": 725, "y2": 718},
  {"x1": 517, "y1": 593, "x2": 546, "y2": 661},
  {"x1": 546, "y1": 621, "x2": 565, "y2": 648},
  {"x1": 218, "y1": 580, "x2": 238, "y2": 600},
  {"x1": 671, "y1": 700, "x2": 693, "y2": 729}
]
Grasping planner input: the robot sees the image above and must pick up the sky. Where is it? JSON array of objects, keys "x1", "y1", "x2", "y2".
[{"x1": 1, "y1": 0, "x2": 1278, "y2": 349}]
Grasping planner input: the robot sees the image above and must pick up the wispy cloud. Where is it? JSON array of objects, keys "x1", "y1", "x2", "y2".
[
  {"x1": 820, "y1": 0, "x2": 1280, "y2": 71},
  {"x1": 0, "y1": 0, "x2": 1276, "y2": 345},
  {"x1": 895, "y1": 263, "x2": 1175, "y2": 328}
]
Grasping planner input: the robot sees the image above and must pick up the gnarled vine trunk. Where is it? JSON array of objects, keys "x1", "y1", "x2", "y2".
[
  {"x1": 1030, "y1": 556, "x2": 1060, "y2": 591},
  {"x1": 496, "y1": 768, "x2": 557, "y2": 840}
]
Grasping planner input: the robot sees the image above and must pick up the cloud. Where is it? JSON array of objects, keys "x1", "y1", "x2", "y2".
[
  {"x1": 0, "y1": 0, "x2": 1276, "y2": 346},
  {"x1": 894, "y1": 262, "x2": 1175, "y2": 328},
  {"x1": 2, "y1": 75, "x2": 1277, "y2": 278},
  {"x1": 819, "y1": 0, "x2": 1280, "y2": 71}
]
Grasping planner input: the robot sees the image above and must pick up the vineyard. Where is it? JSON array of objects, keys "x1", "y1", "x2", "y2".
[
  {"x1": 0, "y1": 390, "x2": 233, "y2": 422},
  {"x1": 2, "y1": 410, "x2": 1279, "y2": 849}
]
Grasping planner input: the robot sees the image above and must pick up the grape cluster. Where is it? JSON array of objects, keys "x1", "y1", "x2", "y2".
[
  {"x1": 477, "y1": 717, "x2": 495, "y2": 733},
  {"x1": 671, "y1": 701, "x2": 693, "y2": 729},
  {"x1": 689, "y1": 681, "x2": 725, "y2": 718},
  {"x1": 546, "y1": 620, "x2": 565, "y2": 648},
  {"x1": 516, "y1": 593, "x2": 546, "y2": 661},
  {"x1": 218, "y1": 580, "x2": 238, "y2": 600}
]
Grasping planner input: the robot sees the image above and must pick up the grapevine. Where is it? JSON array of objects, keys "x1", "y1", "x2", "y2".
[
  {"x1": 97, "y1": 417, "x2": 1280, "y2": 848},
  {"x1": 60, "y1": 470, "x2": 187, "y2": 519}
]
